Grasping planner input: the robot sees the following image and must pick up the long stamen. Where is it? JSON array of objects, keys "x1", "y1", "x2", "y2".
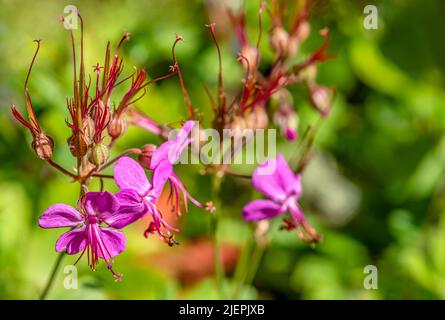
[
  {"x1": 144, "y1": 202, "x2": 180, "y2": 246},
  {"x1": 94, "y1": 226, "x2": 122, "y2": 281}
]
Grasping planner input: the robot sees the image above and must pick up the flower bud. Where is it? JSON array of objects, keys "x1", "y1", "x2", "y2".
[
  {"x1": 270, "y1": 27, "x2": 289, "y2": 53},
  {"x1": 88, "y1": 142, "x2": 109, "y2": 166},
  {"x1": 108, "y1": 115, "x2": 128, "y2": 141},
  {"x1": 138, "y1": 144, "x2": 157, "y2": 169},
  {"x1": 246, "y1": 107, "x2": 268, "y2": 130},
  {"x1": 240, "y1": 45, "x2": 259, "y2": 71},
  {"x1": 272, "y1": 90, "x2": 298, "y2": 141},
  {"x1": 32, "y1": 132, "x2": 54, "y2": 160},
  {"x1": 230, "y1": 115, "x2": 247, "y2": 132},
  {"x1": 83, "y1": 116, "x2": 95, "y2": 141},
  {"x1": 309, "y1": 84, "x2": 334, "y2": 117},
  {"x1": 67, "y1": 131, "x2": 89, "y2": 157},
  {"x1": 296, "y1": 21, "x2": 310, "y2": 43}
]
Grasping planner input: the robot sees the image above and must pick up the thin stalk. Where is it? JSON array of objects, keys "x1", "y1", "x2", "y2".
[
  {"x1": 47, "y1": 159, "x2": 77, "y2": 179},
  {"x1": 39, "y1": 251, "x2": 65, "y2": 300},
  {"x1": 230, "y1": 232, "x2": 253, "y2": 299},
  {"x1": 211, "y1": 174, "x2": 225, "y2": 298},
  {"x1": 245, "y1": 242, "x2": 265, "y2": 286}
]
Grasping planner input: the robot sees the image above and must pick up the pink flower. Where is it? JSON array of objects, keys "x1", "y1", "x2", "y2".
[
  {"x1": 150, "y1": 120, "x2": 207, "y2": 214},
  {"x1": 114, "y1": 156, "x2": 180, "y2": 245},
  {"x1": 39, "y1": 192, "x2": 128, "y2": 280},
  {"x1": 242, "y1": 154, "x2": 320, "y2": 243}
]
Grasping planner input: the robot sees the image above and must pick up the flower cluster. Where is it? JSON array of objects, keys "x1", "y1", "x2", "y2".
[
  {"x1": 226, "y1": 0, "x2": 335, "y2": 141},
  {"x1": 11, "y1": 2, "x2": 331, "y2": 284},
  {"x1": 39, "y1": 120, "x2": 203, "y2": 280}
]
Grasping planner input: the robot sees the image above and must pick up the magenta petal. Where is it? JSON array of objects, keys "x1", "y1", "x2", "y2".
[
  {"x1": 151, "y1": 121, "x2": 196, "y2": 167},
  {"x1": 242, "y1": 199, "x2": 284, "y2": 221},
  {"x1": 176, "y1": 120, "x2": 196, "y2": 143},
  {"x1": 150, "y1": 141, "x2": 173, "y2": 169},
  {"x1": 55, "y1": 226, "x2": 87, "y2": 254},
  {"x1": 97, "y1": 227, "x2": 126, "y2": 259},
  {"x1": 115, "y1": 188, "x2": 144, "y2": 207},
  {"x1": 171, "y1": 120, "x2": 195, "y2": 158},
  {"x1": 284, "y1": 127, "x2": 297, "y2": 141},
  {"x1": 275, "y1": 154, "x2": 301, "y2": 196},
  {"x1": 114, "y1": 156, "x2": 151, "y2": 196},
  {"x1": 39, "y1": 204, "x2": 83, "y2": 229},
  {"x1": 103, "y1": 189, "x2": 147, "y2": 228},
  {"x1": 84, "y1": 192, "x2": 119, "y2": 218},
  {"x1": 152, "y1": 160, "x2": 173, "y2": 197},
  {"x1": 252, "y1": 154, "x2": 299, "y2": 202}
]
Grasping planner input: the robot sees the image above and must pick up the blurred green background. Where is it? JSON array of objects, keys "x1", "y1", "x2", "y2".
[{"x1": 2, "y1": 0, "x2": 445, "y2": 299}]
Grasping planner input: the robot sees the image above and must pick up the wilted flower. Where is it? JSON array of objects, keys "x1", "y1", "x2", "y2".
[
  {"x1": 242, "y1": 154, "x2": 320, "y2": 243},
  {"x1": 39, "y1": 192, "x2": 129, "y2": 280}
]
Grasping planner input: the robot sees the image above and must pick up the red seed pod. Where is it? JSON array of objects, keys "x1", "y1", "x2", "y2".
[
  {"x1": 138, "y1": 144, "x2": 157, "y2": 169},
  {"x1": 32, "y1": 132, "x2": 54, "y2": 161},
  {"x1": 67, "y1": 130, "x2": 89, "y2": 158},
  {"x1": 107, "y1": 114, "x2": 128, "y2": 141},
  {"x1": 83, "y1": 116, "x2": 95, "y2": 142}
]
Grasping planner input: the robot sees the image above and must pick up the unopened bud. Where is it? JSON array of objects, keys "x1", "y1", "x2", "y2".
[
  {"x1": 240, "y1": 45, "x2": 259, "y2": 71},
  {"x1": 138, "y1": 144, "x2": 157, "y2": 169},
  {"x1": 88, "y1": 142, "x2": 109, "y2": 166},
  {"x1": 83, "y1": 116, "x2": 95, "y2": 141},
  {"x1": 67, "y1": 131, "x2": 89, "y2": 157},
  {"x1": 32, "y1": 132, "x2": 54, "y2": 160},
  {"x1": 246, "y1": 107, "x2": 268, "y2": 130},
  {"x1": 270, "y1": 27, "x2": 289, "y2": 53},
  {"x1": 296, "y1": 21, "x2": 310, "y2": 43},
  {"x1": 309, "y1": 85, "x2": 334, "y2": 117},
  {"x1": 272, "y1": 90, "x2": 299, "y2": 141},
  {"x1": 108, "y1": 115, "x2": 127, "y2": 140}
]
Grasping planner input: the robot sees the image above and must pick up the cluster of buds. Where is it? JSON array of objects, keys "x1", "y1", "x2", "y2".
[
  {"x1": 225, "y1": 0, "x2": 335, "y2": 140},
  {"x1": 12, "y1": 14, "x2": 178, "y2": 184}
]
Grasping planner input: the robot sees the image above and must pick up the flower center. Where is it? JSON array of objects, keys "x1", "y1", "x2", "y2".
[{"x1": 86, "y1": 215, "x2": 99, "y2": 225}]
